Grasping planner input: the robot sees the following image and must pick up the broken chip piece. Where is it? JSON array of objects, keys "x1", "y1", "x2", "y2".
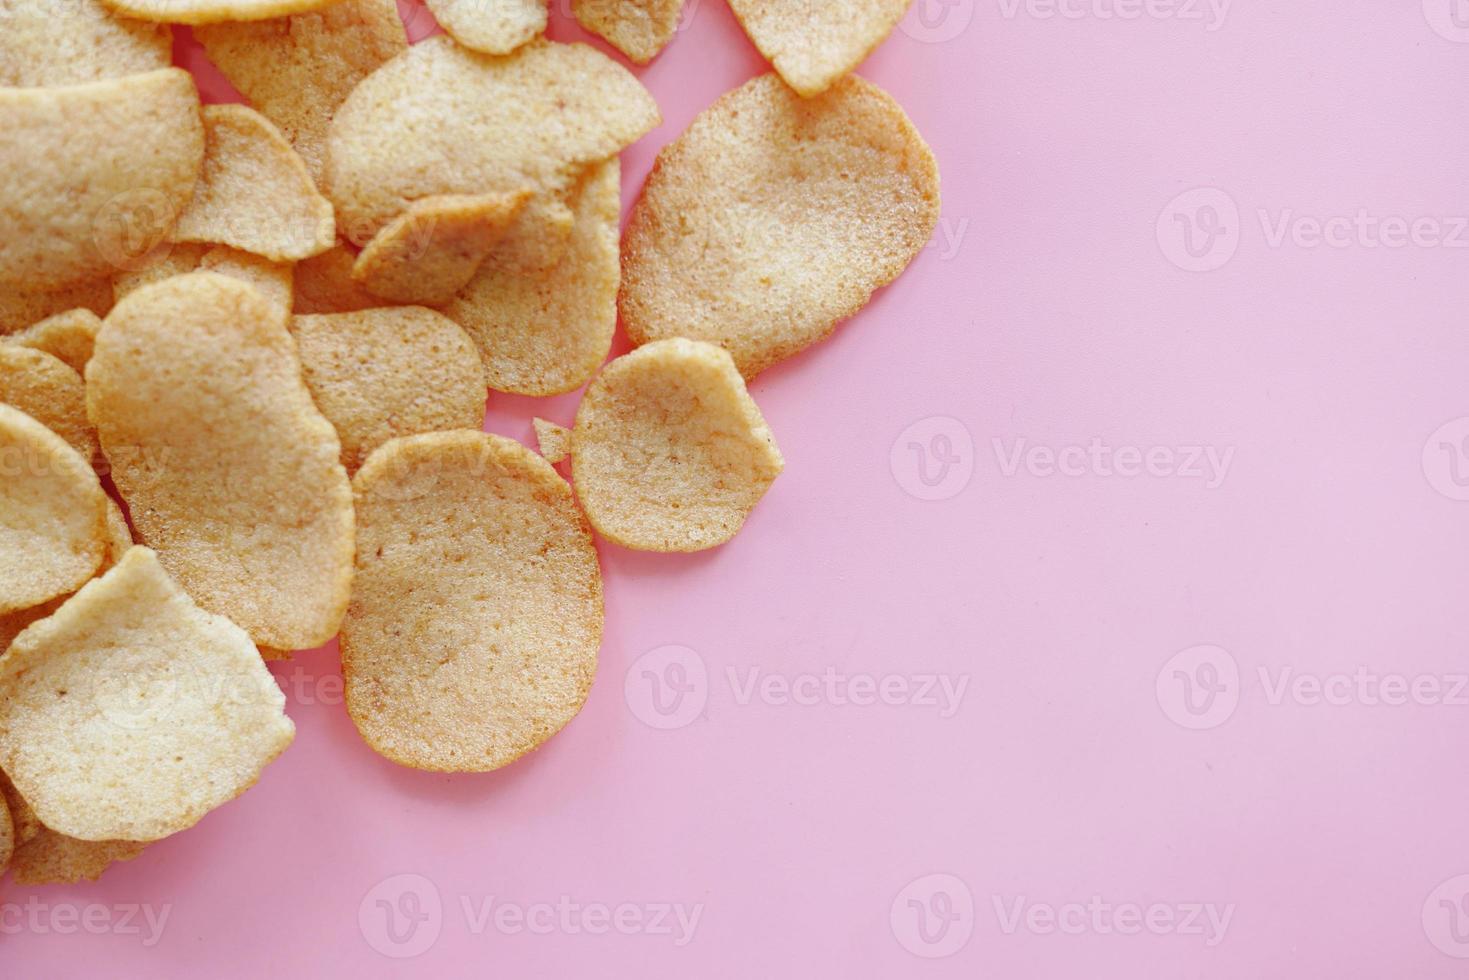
[
  {"x1": 426, "y1": 0, "x2": 546, "y2": 56},
  {"x1": 0, "y1": 346, "x2": 99, "y2": 462},
  {"x1": 6, "y1": 309, "x2": 104, "y2": 375},
  {"x1": 725, "y1": 0, "x2": 909, "y2": 96},
  {"x1": 572, "y1": 0, "x2": 683, "y2": 64},
  {"x1": 533, "y1": 417, "x2": 571, "y2": 464}
]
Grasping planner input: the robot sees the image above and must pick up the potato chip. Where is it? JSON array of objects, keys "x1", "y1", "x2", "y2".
[
  {"x1": 533, "y1": 418, "x2": 570, "y2": 463},
  {"x1": 114, "y1": 243, "x2": 294, "y2": 313},
  {"x1": 11, "y1": 824, "x2": 146, "y2": 884},
  {"x1": 0, "y1": 0, "x2": 171, "y2": 87},
  {"x1": 0, "y1": 780, "x2": 12, "y2": 873},
  {"x1": 173, "y1": 105, "x2": 335, "y2": 262},
  {"x1": 0, "y1": 546, "x2": 295, "y2": 842},
  {"x1": 352, "y1": 191, "x2": 529, "y2": 305},
  {"x1": 87, "y1": 272, "x2": 355, "y2": 650},
  {"x1": 195, "y1": 0, "x2": 408, "y2": 183},
  {"x1": 726, "y1": 0, "x2": 908, "y2": 96},
  {"x1": 343, "y1": 431, "x2": 602, "y2": 772},
  {"x1": 100, "y1": 0, "x2": 337, "y2": 25},
  {"x1": 426, "y1": 0, "x2": 545, "y2": 55},
  {"x1": 0, "y1": 346, "x2": 99, "y2": 461},
  {"x1": 290, "y1": 307, "x2": 487, "y2": 472},
  {"x1": 325, "y1": 36, "x2": 658, "y2": 247},
  {"x1": 0, "y1": 69, "x2": 204, "y2": 291},
  {"x1": 443, "y1": 158, "x2": 619, "y2": 396},
  {"x1": 0, "y1": 405, "x2": 108, "y2": 614},
  {"x1": 6, "y1": 309, "x2": 103, "y2": 374},
  {"x1": 572, "y1": 0, "x2": 682, "y2": 63},
  {"x1": 293, "y1": 243, "x2": 380, "y2": 314},
  {"x1": 572, "y1": 339, "x2": 783, "y2": 551},
  {"x1": 0, "y1": 279, "x2": 113, "y2": 337},
  {"x1": 621, "y1": 73, "x2": 940, "y2": 377}
]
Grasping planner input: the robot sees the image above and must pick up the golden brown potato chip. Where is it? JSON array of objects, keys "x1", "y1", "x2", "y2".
[
  {"x1": 0, "y1": 279, "x2": 113, "y2": 337},
  {"x1": 173, "y1": 105, "x2": 335, "y2": 262},
  {"x1": 100, "y1": 0, "x2": 336, "y2": 25},
  {"x1": 114, "y1": 242, "x2": 294, "y2": 313},
  {"x1": 325, "y1": 37, "x2": 658, "y2": 248},
  {"x1": 343, "y1": 431, "x2": 602, "y2": 772},
  {"x1": 726, "y1": 0, "x2": 908, "y2": 96},
  {"x1": 6, "y1": 309, "x2": 103, "y2": 374},
  {"x1": 0, "y1": 546, "x2": 295, "y2": 842},
  {"x1": 352, "y1": 191, "x2": 529, "y2": 305},
  {"x1": 0, "y1": 346, "x2": 99, "y2": 462},
  {"x1": 290, "y1": 307, "x2": 487, "y2": 472},
  {"x1": 0, "y1": 69, "x2": 204, "y2": 290},
  {"x1": 443, "y1": 158, "x2": 619, "y2": 396},
  {"x1": 87, "y1": 272, "x2": 355, "y2": 650},
  {"x1": 533, "y1": 417, "x2": 570, "y2": 463},
  {"x1": 427, "y1": 0, "x2": 544, "y2": 55},
  {"x1": 621, "y1": 73, "x2": 939, "y2": 377},
  {"x1": 0, "y1": 780, "x2": 11, "y2": 873},
  {"x1": 0, "y1": 405, "x2": 108, "y2": 615},
  {"x1": 572, "y1": 0, "x2": 682, "y2": 63},
  {"x1": 572, "y1": 339, "x2": 783, "y2": 551},
  {"x1": 195, "y1": 0, "x2": 408, "y2": 183},
  {"x1": 293, "y1": 243, "x2": 380, "y2": 314},
  {"x1": 0, "y1": 0, "x2": 171, "y2": 87}
]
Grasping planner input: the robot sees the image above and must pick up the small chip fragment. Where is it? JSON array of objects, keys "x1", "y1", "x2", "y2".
[
  {"x1": 114, "y1": 243, "x2": 294, "y2": 313},
  {"x1": 343, "y1": 431, "x2": 603, "y2": 772},
  {"x1": 426, "y1": 0, "x2": 545, "y2": 55},
  {"x1": 289, "y1": 307, "x2": 487, "y2": 472},
  {"x1": 0, "y1": 279, "x2": 113, "y2": 337},
  {"x1": 352, "y1": 191, "x2": 529, "y2": 305},
  {"x1": 572, "y1": 0, "x2": 682, "y2": 63},
  {"x1": 99, "y1": 0, "x2": 337, "y2": 25},
  {"x1": 621, "y1": 73, "x2": 940, "y2": 377},
  {"x1": 572, "y1": 339, "x2": 784, "y2": 551},
  {"x1": 194, "y1": 0, "x2": 408, "y2": 183},
  {"x1": 533, "y1": 418, "x2": 571, "y2": 464},
  {"x1": 0, "y1": 69, "x2": 205, "y2": 290},
  {"x1": 0, "y1": 405, "x2": 107, "y2": 615},
  {"x1": 443, "y1": 158, "x2": 619, "y2": 396},
  {"x1": 6, "y1": 309, "x2": 103, "y2": 374},
  {"x1": 0, "y1": 0, "x2": 171, "y2": 87},
  {"x1": 725, "y1": 0, "x2": 909, "y2": 96},
  {"x1": 87, "y1": 272, "x2": 355, "y2": 650},
  {"x1": 0, "y1": 346, "x2": 99, "y2": 461},
  {"x1": 173, "y1": 105, "x2": 335, "y2": 262},
  {"x1": 0, "y1": 546, "x2": 295, "y2": 842}
]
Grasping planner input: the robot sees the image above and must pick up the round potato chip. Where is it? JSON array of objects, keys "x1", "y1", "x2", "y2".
[
  {"x1": 325, "y1": 36, "x2": 658, "y2": 247},
  {"x1": 173, "y1": 105, "x2": 335, "y2": 262},
  {"x1": 6, "y1": 309, "x2": 104, "y2": 374},
  {"x1": 533, "y1": 417, "x2": 571, "y2": 463},
  {"x1": 427, "y1": 0, "x2": 545, "y2": 55},
  {"x1": 87, "y1": 272, "x2": 355, "y2": 650},
  {"x1": 0, "y1": 0, "x2": 171, "y2": 88},
  {"x1": 572, "y1": 338, "x2": 784, "y2": 551},
  {"x1": 293, "y1": 243, "x2": 380, "y2": 314},
  {"x1": 0, "y1": 405, "x2": 107, "y2": 614},
  {"x1": 352, "y1": 190, "x2": 529, "y2": 305},
  {"x1": 726, "y1": 0, "x2": 908, "y2": 96},
  {"x1": 0, "y1": 546, "x2": 295, "y2": 842},
  {"x1": 0, "y1": 346, "x2": 99, "y2": 462},
  {"x1": 290, "y1": 307, "x2": 487, "y2": 472},
  {"x1": 344, "y1": 431, "x2": 603, "y2": 772},
  {"x1": 443, "y1": 158, "x2": 620, "y2": 396},
  {"x1": 0, "y1": 278, "x2": 113, "y2": 337},
  {"x1": 99, "y1": 0, "x2": 337, "y2": 25},
  {"x1": 572, "y1": 0, "x2": 682, "y2": 63},
  {"x1": 621, "y1": 73, "x2": 940, "y2": 377},
  {"x1": 114, "y1": 243, "x2": 294, "y2": 313}
]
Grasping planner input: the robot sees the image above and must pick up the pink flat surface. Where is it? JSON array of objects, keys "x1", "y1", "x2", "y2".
[{"x1": 10, "y1": 1, "x2": 1469, "y2": 976}]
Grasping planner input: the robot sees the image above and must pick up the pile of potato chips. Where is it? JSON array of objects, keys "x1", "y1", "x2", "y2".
[{"x1": 0, "y1": 0, "x2": 938, "y2": 883}]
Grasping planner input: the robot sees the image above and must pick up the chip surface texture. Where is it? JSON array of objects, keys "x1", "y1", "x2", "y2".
[{"x1": 0, "y1": 0, "x2": 171, "y2": 88}]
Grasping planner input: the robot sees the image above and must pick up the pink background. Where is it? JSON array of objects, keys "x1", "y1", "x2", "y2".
[{"x1": 9, "y1": 0, "x2": 1469, "y2": 975}]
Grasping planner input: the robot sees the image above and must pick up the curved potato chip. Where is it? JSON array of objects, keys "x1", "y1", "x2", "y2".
[
  {"x1": 0, "y1": 278, "x2": 113, "y2": 337},
  {"x1": 99, "y1": 0, "x2": 336, "y2": 25},
  {"x1": 114, "y1": 243, "x2": 293, "y2": 313},
  {"x1": 0, "y1": 0, "x2": 171, "y2": 87},
  {"x1": 621, "y1": 73, "x2": 939, "y2": 377},
  {"x1": 294, "y1": 243, "x2": 379, "y2": 314},
  {"x1": 0, "y1": 347, "x2": 98, "y2": 462},
  {"x1": 0, "y1": 405, "x2": 108, "y2": 614},
  {"x1": 344, "y1": 431, "x2": 603, "y2": 772},
  {"x1": 427, "y1": 0, "x2": 545, "y2": 55},
  {"x1": 195, "y1": 0, "x2": 406, "y2": 183},
  {"x1": 290, "y1": 307, "x2": 487, "y2": 472},
  {"x1": 572, "y1": 0, "x2": 682, "y2": 63},
  {"x1": 572, "y1": 339, "x2": 783, "y2": 551},
  {"x1": 443, "y1": 158, "x2": 619, "y2": 396},
  {"x1": 0, "y1": 70, "x2": 204, "y2": 290},
  {"x1": 352, "y1": 191, "x2": 529, "y2": 305},
  {"x1": 0, "y1": 546, "x2": 295, "y2": 842},
  {"x1": 325, "y1": 37, "x2": 658, "y2": 246},
  {"x1": 728, "y1": 0, "x2": 908, "y2": 96},
  {"x1": 173, "y1": 105, "x2": 335, "y2": 262},
  {"x1": 87, "y1": 272, "x2": 355, "y2": 650},
  {"x1": 6, "y1": 309, "x2": 103, "y2": 374},
  {"x1": 533, "y1": 417, "x2": 570, "y2": 463},
  {"x1": 11, "y1": 825, "x2": 146, "y2": 884}
]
